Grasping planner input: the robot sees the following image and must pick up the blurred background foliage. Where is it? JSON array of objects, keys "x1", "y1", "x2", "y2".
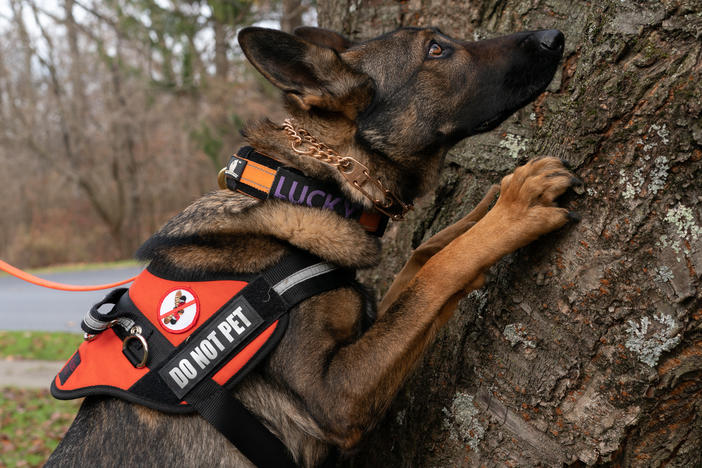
[{"x1": 0, "y1": 0, "x2": 313, "y2": 267}]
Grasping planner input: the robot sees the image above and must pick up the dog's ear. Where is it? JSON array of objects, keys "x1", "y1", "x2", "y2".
[
  {"x1": 238, "y1": 27, "x2": 372, "y2": 118},
  {"x1": 293, "y1": 26, "x2": 356, "y2": 53}
]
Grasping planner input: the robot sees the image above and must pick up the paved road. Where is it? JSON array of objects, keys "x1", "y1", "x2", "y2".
[
  {"x1": 0, "y1": 359, "x2": 64, "y2": 388},
  {"x1": 0, "y1": 265, "x2": 144, "y2": 332}
]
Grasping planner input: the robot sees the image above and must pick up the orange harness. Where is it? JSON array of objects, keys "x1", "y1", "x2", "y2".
[
  {"x1": 52, "y1": 269, "x2": 269, "y2": 409},
  {"x1": 52, "y1": 252, "x2": 354, "y2": 467}
]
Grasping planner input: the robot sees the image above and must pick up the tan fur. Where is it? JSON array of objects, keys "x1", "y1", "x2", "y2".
[
  {"x1": 135, "y1": 405, "x2": 163, "y2": 430},
  {"x1": 151, "y1": 191, "x2": 381, "y2": 270}
]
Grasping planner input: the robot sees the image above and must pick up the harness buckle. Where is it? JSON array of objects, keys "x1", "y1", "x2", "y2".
[
  {"x1": 122, "y1": 326, "x2": 149, "y2": 368},
  {"x1": 83, "y1": 319, "x2": 120, "y2": 341}
]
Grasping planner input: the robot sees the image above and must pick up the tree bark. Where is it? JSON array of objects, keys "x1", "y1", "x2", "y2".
[{"x1": 319, "y1": 0, "x2": 702, "y2": 466}]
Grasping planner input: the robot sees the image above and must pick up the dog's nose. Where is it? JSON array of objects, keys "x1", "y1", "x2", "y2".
[{"x1": 534, "y1": 29, "x2": 564, "y2": 54}]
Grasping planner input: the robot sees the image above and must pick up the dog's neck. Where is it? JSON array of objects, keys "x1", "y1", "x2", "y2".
[{"x1": 242, "y1": 115, "x2": 410, "y2": 212}]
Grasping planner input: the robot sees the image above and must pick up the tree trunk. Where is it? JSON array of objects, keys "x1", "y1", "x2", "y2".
[
  {"x1": 319, "y1": 1, "x2": 702, "y2": 466},
  {"x1": 213, "y1": 19, "x2": 229, "y2": 79},
  {"x1": 281, "y1": 0, "x2": 305, "y2": 33}
]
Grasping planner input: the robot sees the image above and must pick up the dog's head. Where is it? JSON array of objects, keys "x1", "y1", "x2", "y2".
[{"x1": 239, "y1": 26, "x2": 563, "y2": 200}]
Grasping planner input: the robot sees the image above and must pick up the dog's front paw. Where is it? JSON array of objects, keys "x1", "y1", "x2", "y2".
[{"x1": 488, "y1": 157, "x2": 580, "y2": 249}]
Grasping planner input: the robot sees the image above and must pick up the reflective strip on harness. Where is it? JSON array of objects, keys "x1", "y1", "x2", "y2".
[{"x1": 272, "y1": 262, "x2": 336, "y2": 295}]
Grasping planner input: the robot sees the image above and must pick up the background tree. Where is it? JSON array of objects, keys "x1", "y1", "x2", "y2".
[
  {"x1": 318, "y1": 1, "x2": 702, "y2": 466},
  {"x1": 0, "y1": 0, "x2": 283, "y2": 266}
]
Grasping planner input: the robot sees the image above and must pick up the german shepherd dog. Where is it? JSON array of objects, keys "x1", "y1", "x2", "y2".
[{"x1": 48, "y1": 25, "x2": 575, "y2": 467}]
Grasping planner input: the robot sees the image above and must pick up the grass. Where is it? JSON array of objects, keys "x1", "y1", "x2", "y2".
[
  {"x1": 0, "y1": 332, "x2": 84, "y2": 467},
  {"x1": 0, "y1": 331, "x2": 82, "y2": 361},
  {"x1": 0, "y1": 388, "x2": 81, "y2": 468}
]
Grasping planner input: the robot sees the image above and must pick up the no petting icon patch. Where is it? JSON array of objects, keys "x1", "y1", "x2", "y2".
[{"x1": 158, "y1": 287, "x2": 200, "y2": 334}]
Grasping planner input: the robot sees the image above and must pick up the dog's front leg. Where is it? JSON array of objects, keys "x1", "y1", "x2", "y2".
[
  {"x1": 378, "y1": 184, "x2": 500, "y2": 316},
  {"x1": 306, "y1": 158, "x2": 577, "y2": 449},
  {"x1": 415, "y1": 157, "x2": 577, "y2": 303}
]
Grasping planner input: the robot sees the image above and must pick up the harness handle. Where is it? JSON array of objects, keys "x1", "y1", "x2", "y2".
[{"x1": 0, "y1": 259, "x2": 137, "y2": 291}]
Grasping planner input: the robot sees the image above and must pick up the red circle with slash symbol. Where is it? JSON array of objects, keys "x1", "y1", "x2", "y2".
[{"x1": 157, "y1": 287, "x2": 200, "y2": 334}]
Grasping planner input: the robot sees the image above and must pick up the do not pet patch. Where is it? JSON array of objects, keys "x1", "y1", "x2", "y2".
[
  {"x1": 158, "y1": 287, "x2": 200, "y2": 334},
  {"x1": 159, "y1": 296, "x2": 263, "y2": 398}
]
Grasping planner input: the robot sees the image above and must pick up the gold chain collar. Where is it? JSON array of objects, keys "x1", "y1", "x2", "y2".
[{"x1": 281, "y1": 119, "x2": 412, "y2": 221}]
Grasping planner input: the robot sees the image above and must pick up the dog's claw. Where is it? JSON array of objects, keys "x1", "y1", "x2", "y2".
[
  {"x1": 567, "y1": 211, "x2": 581, "y2": 222},
  {"x1": 570, "y1": 176, "x2": 585, "y2": 195}
]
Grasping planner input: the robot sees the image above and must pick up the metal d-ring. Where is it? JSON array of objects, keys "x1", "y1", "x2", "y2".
[
  {"x1": 122, "y1": 333, "x2": 149, "y2": 368},
  {"x1": 217, "y1": 168, "x2": 227, "y2": 189}
]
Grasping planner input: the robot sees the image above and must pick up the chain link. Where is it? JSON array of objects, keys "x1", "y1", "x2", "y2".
[
  {"x1": 281, "y1": 119, "x2": 412, "y2": 220},
  {"x1": 282, "y1": 119, "x2": 352, "y2": 170}
]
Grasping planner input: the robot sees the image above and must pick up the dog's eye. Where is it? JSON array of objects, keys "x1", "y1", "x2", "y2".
[{"x1": 428, "y1": 42, "x2": 444, "y2": 57}]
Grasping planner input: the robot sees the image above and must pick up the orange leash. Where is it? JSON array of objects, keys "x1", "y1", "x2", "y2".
[{"x1": 0, "y1": 259, "x2": 137, "y2": 292}]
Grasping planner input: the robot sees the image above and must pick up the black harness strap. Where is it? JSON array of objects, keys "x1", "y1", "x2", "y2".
[
  {"x1": 189, "y1": 379, "x2": 297, "y2": 468},
  {"x1": 175, "y1": 256, "x2": 354, "y2": 467}
]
